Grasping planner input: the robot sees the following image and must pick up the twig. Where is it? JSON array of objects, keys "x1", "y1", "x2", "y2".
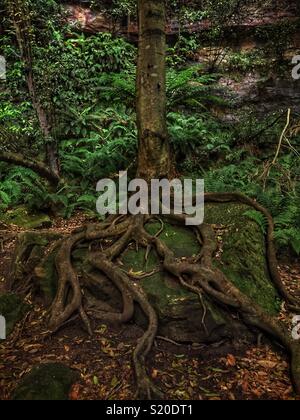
[
  {"x1": 272, "y1": 108, "x2": 291, "y2": 165},
  {"x1": 155, "y1": 335, "x2": 182, "y2": 347}
]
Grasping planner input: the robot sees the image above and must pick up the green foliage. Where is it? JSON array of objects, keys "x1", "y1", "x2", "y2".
[
  {"x1": 244, "y1": 210, "x2": 268, "y2": 235},
  {"x1": 168, "y1": 112, "x2": 232, "y2": 163},
  {"x1": 167, "y1": 36, "x2": 200, "y2": 67},
  {"x1": 34, "y1": 32, "x2": 136, "y2": 117},
  {"x1": 202, "y1": 154, "x2": 300, "y2": 255},
  {"x1": 60, "y1": 106, "x2": 137, "y2": 181},
  {"x1": 166, "y1": 66, "x2": 224, "y2": 110},
  {"x1": 0, "y1": 165, "x2": 96, "y2": 218},
  {"x1": 254, "y1": 20, "x2": 299, "y2": 61},
  {"x1": 273, "y1": 190, "x2": 300, "y2": 255},
  {"x1": 0, "y1": 166, "x2": 45, "y2": 211},
  {"x1": 99, "y1": 0, "x2": 136, "y2": 18},
  {"x1": 0, "y1": 101, "x2": 39, "y2": 151},
  {"x1": 0, "y1": 0, "x2": 299, "y2": 258},
  {"x1": 225, "y1": 50, "x2": 269, "y2": 73}
]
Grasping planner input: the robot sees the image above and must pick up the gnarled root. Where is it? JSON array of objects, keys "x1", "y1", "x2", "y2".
[
  {"x1": 92, "y1": 256, "x2": 162, "y2": 399},
  {"x1": 44, "y1": 194, "x2": 300, "y2": 399}
]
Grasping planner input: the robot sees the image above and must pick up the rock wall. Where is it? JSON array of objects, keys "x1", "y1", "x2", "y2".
[
  {"x1": 63, "y1": 1, "x2": 300, "y2": 116},
  {"x1": 63, "y1": 1, "x2": 300, "y2": 39}
]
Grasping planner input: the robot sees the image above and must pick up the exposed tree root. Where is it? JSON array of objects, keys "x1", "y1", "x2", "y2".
[
  {"x1": 0, "y1": 151, "x2": 60, "y2": 186},
  {"x1": 31, "y1": 193, "x2": 300, "y2": 399},
  {"x1": 204, "y1": 193, "x2": 300, "y2": 309}
]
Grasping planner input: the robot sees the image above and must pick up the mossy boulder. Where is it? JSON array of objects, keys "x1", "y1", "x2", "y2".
[
  {"x1": 123, "y1": 246, "x2": 239, "y2": 343},
  {"x1": 120, "y1": 203, "x2": 281, "y2": 343},
  {"x1": 121, "y1": 219, "x2": 238, "y2": 343},
  {"x1": 0, "y1": 206, "x2": 52, "y2": 229},
  {"x1": 0, "y1": 293, "x2": 30, "y2": 336},
  {"x1": 205, "y1": 203, "x2": 281, "y2": 315},
  {"x1": 12, "y1": 363, "x2": 78, "y2": 400}
]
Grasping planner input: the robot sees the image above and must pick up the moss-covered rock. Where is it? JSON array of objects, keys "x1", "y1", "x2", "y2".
[
  {"x1": 121, "y1": 221, "x2": 247, "y2": 343},
  {"x1": 0, "y1": 293, "x2": 30, "y2": 336},
  {"x1": 145, "y1": 221, "x2": 200, "y2": 258},
  {"x1": 120, "y1": 203, "x2": 281, "y2": 342},
  {"x1": 0, "y1": 206, "x2": 52, "y2": 229},
  {"x1": 12, "y1": 363, "x2": 78, "y2": 400},
  {"x1": 126, "y1": 253, "x2": 238, "y2": 343},
  {"x1": 205, "y1": 203, "x2": 281, "y2": 315},
  {"x1": 11, "y1": 231, "x2": 63, "y2": 303}
]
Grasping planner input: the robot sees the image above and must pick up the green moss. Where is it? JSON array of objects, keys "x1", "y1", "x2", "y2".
[
  {"x1": 13, "y1": 363, "x2": 78, "y2": 400},
  {"x1": 122, "y1": 221, "x2": 235, "y2": 342},
  {"x1": 205, "y1": 203, "x2": 281, "y2": 315},
  {"x1": 0, "y1": 206, "x2": 52, "y2": 229},
  {"x1": 0, "y1": 294, "x2": 30, "y2": 336},
  {"x1": 141, "y1": 272, "x2": 199, "y2": 318},
  {"x1": 121, "y1": 204, "x2": 281, "y2": 343},
  {"x1": 145, "y1": 221, "x2": 200, "y2": 258},
  {"x1": 9, "y1": 202, "x2": 281, "y2": 342}
]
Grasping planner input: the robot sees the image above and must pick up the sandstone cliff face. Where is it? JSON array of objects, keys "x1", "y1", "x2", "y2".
[
  {"x1": 63, "y1": 1, "x2": 299, "y2": 38},
  {"x1": 63, "y1": 1, "x2": 300, "y2": 117}
]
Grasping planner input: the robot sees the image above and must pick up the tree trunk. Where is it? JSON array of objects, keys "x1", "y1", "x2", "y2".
[
  {"x1": 7, "y1": 0, "x2": 60, "y2": 178},
  {"x1": 136, "y1": 0, "x2": 172, "y2": 181}
]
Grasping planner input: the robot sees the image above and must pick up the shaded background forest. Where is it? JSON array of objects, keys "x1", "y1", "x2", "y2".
[{"x1": 0, "y1": 0, "x2": 299, "y2": 256}]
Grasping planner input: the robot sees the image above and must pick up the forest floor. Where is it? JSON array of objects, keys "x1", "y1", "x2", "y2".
[{"x1": 0, "y1": 214, "x2": 300, "y2": 400}]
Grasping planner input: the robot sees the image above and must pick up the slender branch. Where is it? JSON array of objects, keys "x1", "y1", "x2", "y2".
[
  {"x1": 0, "y1": 150, "x2": 60, "y2": 185},
  {"x1": 272, "y1": 108, "x2": 291, "y2": 165},
  {"x1": 7, "y1": 0, "x2": 60, "y2": 176}
]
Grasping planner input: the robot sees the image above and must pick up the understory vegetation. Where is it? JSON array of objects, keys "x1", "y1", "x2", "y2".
[{"x1": 0, "y1": 0, "x2": 299, "y2": 257}]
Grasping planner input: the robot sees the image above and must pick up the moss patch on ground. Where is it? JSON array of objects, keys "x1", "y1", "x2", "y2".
[
  {"x1": 12, "y1": 363, "x2": 78, "y2": 400},
  {"x1": 0, "y1": 206, "x2": 52, "y2": 229}
]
